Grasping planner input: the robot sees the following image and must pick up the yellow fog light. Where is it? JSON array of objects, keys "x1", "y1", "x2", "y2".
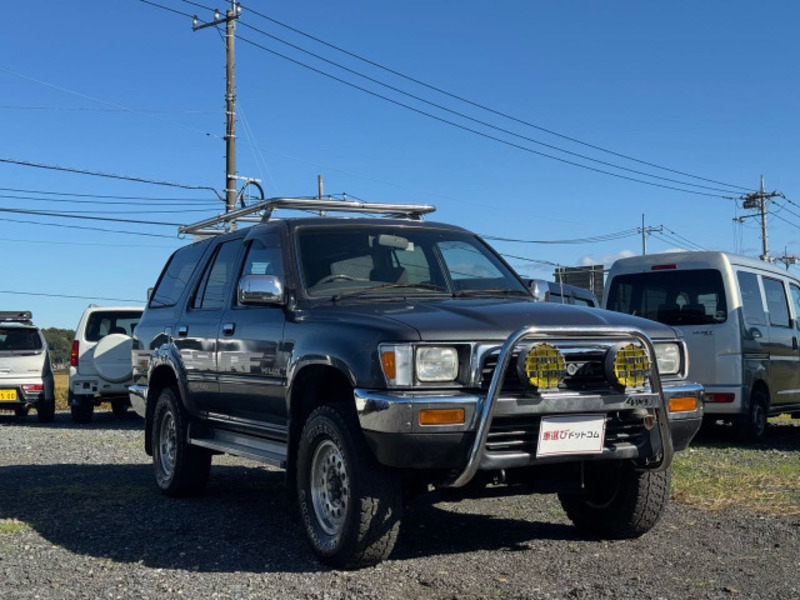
[
  {"x1": 516, "y1": 343, "x2": 566, "y2": 390},
  {"x1": 419, "y1": 408, "x2": 465, "y2": 426},
  {"x1": 669, "y1": 396, "x2": 697, "y2": 412},
  {"x1": 606, "y1": 343, "x2": 650, "y2": 389}
]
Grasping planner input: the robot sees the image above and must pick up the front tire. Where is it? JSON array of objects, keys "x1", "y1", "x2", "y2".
[
  {"x1": 70, "y1": 392, "x2": 94, "y2": 424},
  {"x1": 151, "y1": 387, "x2": 211, "y2": 497},
  {"x1": 558, "y1": 463, "x2": 670, "y2": 539},
  {"x1": 111, "y1": 398, "x2": 129, "y2": 418},
  {"x1": 297, "y1": 403, "x2": 403, "y2": 569}
]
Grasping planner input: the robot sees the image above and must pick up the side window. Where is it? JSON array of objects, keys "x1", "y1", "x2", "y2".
[
  {"x1": 790, "y1": 284, "x2": 800, "y2": 325},
  {"x1": 150, "y1": 241, "x2": 209, "y2": 308},
  {"x1": 737, "y1": 271, "x2": 765, "y2": 326},
  {"x1": 438, "y1": 240, "x2": 505, "y2": 290},
  {"x1": 192, "y1": 240, "x2": 243, "y2": 311},
  {"x1": 762, "y1": 277, "x2": 791, "y2": 327},
  {"x1": 241, "y1": 235, "x2": 284, "y2": 279}
]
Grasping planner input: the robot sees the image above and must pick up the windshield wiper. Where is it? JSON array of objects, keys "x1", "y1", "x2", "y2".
[{"x1": 331, "y1": 283, "x2": 447, "y2": 302}]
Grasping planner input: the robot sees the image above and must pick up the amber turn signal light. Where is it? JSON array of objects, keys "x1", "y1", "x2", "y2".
[
  {"x1": 668, "y1": 396, "x2": 697, "y2": 412},
  {"x1": 419, "y1": 408, "x2": 465, "y2": 426},
  {"x1": 381, "y1": 351, "x2": 396, "y2": 380}
]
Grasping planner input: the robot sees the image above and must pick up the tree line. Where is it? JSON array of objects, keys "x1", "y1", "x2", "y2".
[{"x1": 42, "y1": 328, "x2": 75, "y2": 369}]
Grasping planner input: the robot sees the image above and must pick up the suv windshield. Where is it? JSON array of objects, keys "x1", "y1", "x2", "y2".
[
  {"x1": 0, "y1": 327, "x2": 43, "y2": 351},
  {"x1": 606, "y1": 269, "x2": 727, "y2": 325},
  {"x1": 297, "y1": 226, "x2": 527, "y2": 298}
]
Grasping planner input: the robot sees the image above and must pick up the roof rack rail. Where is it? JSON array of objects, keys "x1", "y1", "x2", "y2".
[
  {"x1": 178, "y1": 196, "x2": 436, "y2": 237},
  {"x1": 0, "y1": 311, "x2": 33, "y2": 324}
]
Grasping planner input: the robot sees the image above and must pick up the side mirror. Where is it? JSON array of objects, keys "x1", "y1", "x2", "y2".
[
  {"x1": 528, "y1": 279, "x2": 550, "y2": 303},
  {"x1": 238, "y1": 274, "x2": 285, "y2": 306}
]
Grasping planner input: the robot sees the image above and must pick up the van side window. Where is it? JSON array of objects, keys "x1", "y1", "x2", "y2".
[
  {"x1": 736, "y1": 272, "x2": 765, "y2": 326},
  {"x1": 762, "y1": 277, "x2": 791, "y2": 327},
  {"x1": 192, "y1": 240, "x2": 243, "y2": 311},
  {"x1": 790, "y1": 284, "x2": 800, "y2": 325}
]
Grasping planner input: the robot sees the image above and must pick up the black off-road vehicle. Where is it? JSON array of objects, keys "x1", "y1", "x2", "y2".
[{"x1": 130, "y1": 197, "x2": 703, "y2": 568}]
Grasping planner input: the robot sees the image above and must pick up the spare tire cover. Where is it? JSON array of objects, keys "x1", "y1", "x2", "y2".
[{"x1": 92, "y1": 333, "x2": 134, "y2": 383}]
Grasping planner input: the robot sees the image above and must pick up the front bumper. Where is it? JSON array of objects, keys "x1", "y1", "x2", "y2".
[{"x1": 356, "y1": 326, "x2": 704, "y2": 486}]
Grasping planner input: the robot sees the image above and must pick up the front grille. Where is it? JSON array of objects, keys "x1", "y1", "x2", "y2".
[
  {"x1": 485, "y1": 412, "x2": 648, "y2": 454},
  {"x1": 480, "y1": 348, "x2": 609, "y2": 395}
]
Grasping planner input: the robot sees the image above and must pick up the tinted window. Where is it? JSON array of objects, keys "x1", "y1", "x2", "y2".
[
  {"x1": 192, "y1": 240, "x2": 243, "y2": 310},
  {"x1": 150, "y1": 241, "x2": 209, "y2": 308},
  {"x1": 762, "y1": 277, "x2": 790, "y2": 327},
  {"x1": 790, "y1": 284, "x2": 800, "y2": 322},
  {"x1": 737, "y1": 271, "x2": 765, "y2": 326},
  {"x1": 0, "y1": 328, "x2": 42, "y2": 351},
  {"x1": 606, "y1": 269, "x2": 727, "y2": 325},
  {"x1": 241, "y1": 236, "x2": 283, "y2": 279},
  {"x1": 85, "y1": 311, "x2": 142, "y2": 341}
]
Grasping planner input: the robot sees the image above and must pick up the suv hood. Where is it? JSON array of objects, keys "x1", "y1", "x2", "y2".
[{"x1": 319, "y1": 298, "x2": 676, "y2": 342}]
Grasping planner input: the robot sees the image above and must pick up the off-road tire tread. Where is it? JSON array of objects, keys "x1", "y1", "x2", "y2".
[
  {"x1": 559, "y1": 467, "x2": 670, "y2": 539},
  {"x1": 297, "y1": 403, "x2": 402, "y2": 569},
  {"x1": 152, "y1": 387, "x2": 211, "y2": 498},
  {"x1": 736, "y1": 388, "x2": 768, "y2": 444}
]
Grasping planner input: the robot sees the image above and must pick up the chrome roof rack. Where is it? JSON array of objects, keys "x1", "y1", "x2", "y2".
[{"x1": 178, "y1": 196, "x2": 436, "y2": 237}]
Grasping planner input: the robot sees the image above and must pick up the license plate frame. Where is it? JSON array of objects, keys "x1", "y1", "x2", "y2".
[{"x1": 536, "y1": 414, "x2": 606, "y2": 457}]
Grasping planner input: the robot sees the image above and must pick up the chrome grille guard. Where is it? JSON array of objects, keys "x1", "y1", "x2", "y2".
[{"x1": 444, "y1": 325, "x2": 675, "y2": 488}]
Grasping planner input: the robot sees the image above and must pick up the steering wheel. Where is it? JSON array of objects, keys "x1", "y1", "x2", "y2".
[{"x1": 316, "y1": 273, "x2": 357, "y2": 285}]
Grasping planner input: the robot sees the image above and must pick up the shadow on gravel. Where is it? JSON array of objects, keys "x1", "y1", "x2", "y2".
[
  {"x1": 692, "y1": 420, "x2": 800, "y2": 451},
  {"x1": 0, "y1": 411, "x2": 144, "y2": 432},
  {"x1": 0, "y1": 461, "x2": 579, "y2": 573}
]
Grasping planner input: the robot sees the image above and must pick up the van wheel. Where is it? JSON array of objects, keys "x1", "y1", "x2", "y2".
[
  {"x1": 737, "y1": 388, "x2": 768, "y2": 444},
  {"x1": 558, "y1": 463, "x2": 670, "y2": 539},
  {"x1": 151, "y1": 387, "x2": 211, "y2": 497},
  {"x1": 297, "y1": 403, "x2": 403, "y2": 568}
]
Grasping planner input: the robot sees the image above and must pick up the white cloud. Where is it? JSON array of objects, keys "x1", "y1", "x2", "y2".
[{"x1": 578, "y1": 249, "x2": 636, "y2": 268}]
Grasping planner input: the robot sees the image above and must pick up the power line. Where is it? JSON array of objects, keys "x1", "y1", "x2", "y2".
[
  {"x1": 0, "y1": 237, "x2": 175, "y2": 248},
  {"x1": 237, "y1": 21, "x2": 740, "y2": 195},
  {"x1": 0, "y1": 157, "x2": 217, "y2": 191},
  {"x1": 0, "y1": 289, "x2": 144, "y2": 303},
  {"x1": 0, "y1": 105, "x2": 217, "y2": 114},
  {"x1": 482, "y1": 229, "x2": 640, "y2": 245},
  {"x1": 235, "y1": 34, "x2": 731, "y2": 199},
  {"x1": 139, "y1": 0, "x2": 195, "y2": 19},
  {"x1": 245, "y1": 7, "x2": 753, "y2": 193},
  {"x1": 0, "y1": 207, "x2": 180, "y2": 227},
  {"x1": 0, "y1": 216, "x2": 176, "y2": 238},
  {"x1": 0, "y1": 186, "x2": 219, "y2": 204}
]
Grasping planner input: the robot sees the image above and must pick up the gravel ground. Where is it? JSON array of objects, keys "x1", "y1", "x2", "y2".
[{"x1": 1, "y1": 411, "x2": 798, "y2": 600}]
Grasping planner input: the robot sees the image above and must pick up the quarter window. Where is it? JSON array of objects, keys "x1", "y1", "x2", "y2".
[
  {"x1": 737, "y1": 272, "x2": 766, "y2": 326},
  {"x1": 762, "y1": 277, "x2": 791, "y2": 327},
  {"x1": 192, "y1": 240, "x2": 243, "y2": 310},
  {"x1": 150, "y1": 240, "x2": 209, "y2": 308}
]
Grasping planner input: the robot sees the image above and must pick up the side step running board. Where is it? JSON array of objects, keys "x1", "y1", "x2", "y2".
[{"x1": 189, "y1": 429, "x2": 287, "y2": 469}]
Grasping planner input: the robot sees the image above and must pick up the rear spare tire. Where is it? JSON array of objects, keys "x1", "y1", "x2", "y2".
[{"x1": 93, "y1": 333, "x2": 134, "y2": 383}]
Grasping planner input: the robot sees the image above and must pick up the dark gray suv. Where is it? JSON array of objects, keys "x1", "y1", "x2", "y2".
[{"x1": 131, "y1": 198, "x2": 704, "y2": 568}]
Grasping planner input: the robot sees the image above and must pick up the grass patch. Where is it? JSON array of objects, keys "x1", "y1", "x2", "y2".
[
  {"x1": 672, "y1": 427, "x2": 800, "y2": 516},
  {"x1": 0, "y1": 519, "x2": 30, "y2": 535},
  {"x1": 54, "y1": 370, "x2": 69, "y2": 411}
]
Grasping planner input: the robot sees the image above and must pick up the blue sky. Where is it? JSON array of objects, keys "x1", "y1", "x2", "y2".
[{"x1": 2, "y1": 1, "x2": 798, "y2": 329}]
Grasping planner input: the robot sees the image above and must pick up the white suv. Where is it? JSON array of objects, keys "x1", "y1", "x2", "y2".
[
  {"x1": 69, "y1": 305, "x2": 143, "y2": 423},
  {"x1": 0, "y1": 311, "x2": 55, "y2": 422}
]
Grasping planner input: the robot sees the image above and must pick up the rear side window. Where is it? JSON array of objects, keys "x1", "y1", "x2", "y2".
[
  {"x1": 84, "y1": 311, "x2": 142, "y2": 341},
  {"x1": 762, "y1": 277, "x2": 790, "y2": 327},
  {"x1": 0, "y1": 328, "x2": 42, "y2": 351},
  {"x1": 737, "y1": 271, "x2": 766, "y2": 326},
  {"x1": 606, "y1": 269, "x2": 727, "y2": 325},
  {"x1": 150, "y1": 241, "x2": 209, "y2": 308},
  {"x1": 192, "y1": 240, "x2": 243, "y2": 311}
]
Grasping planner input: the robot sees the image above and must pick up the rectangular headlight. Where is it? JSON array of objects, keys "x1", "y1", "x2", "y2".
[
  {"x1": 654, "y1": 343, "x2": 681, "y2": 376},
  {"x1": 416, "y1": 346, "x2": 459, "y2": 382}
]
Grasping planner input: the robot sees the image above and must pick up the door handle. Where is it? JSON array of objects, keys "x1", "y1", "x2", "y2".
[
  {"x1": 793, "y1": 336, "x2": 798, "y2": 351},
  {"x1": 177, "y1": 326, "x2": 188, "y2": 337},
  {"x1": 222, "y1": 322, "x2": 236, "y2": 336}
]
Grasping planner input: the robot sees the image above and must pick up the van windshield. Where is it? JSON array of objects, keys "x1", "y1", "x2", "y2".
[{"x1": 606, "y1": 269, "x2": 727, "y2": 325}]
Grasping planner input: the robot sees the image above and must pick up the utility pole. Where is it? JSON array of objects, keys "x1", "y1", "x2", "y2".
[
  {"x1": 193, "y1": 2, "x2": 242, "y2": 213},
  {"x1": 638, "y1": 214, "x2": 663, "y2": 255},
  {"x1": 774, "y1": 247, "x2": 798, "y2": 271},
  {"x1": 737, "y1": 175, "x2": 785, "y2": 262}
]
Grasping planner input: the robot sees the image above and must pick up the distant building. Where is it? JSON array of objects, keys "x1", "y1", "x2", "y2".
[{"x1": 553, "y1": 265, "x2": 605, "y2": 304}]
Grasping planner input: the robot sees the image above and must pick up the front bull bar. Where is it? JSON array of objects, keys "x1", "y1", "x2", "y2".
[{"x1": 444, "y1": 326, "x2": 675, "y2": 488}]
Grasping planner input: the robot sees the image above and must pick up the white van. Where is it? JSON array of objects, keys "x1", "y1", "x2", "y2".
[{"x1": 604, "y1": 251, "x2": 800, "y2": 442}]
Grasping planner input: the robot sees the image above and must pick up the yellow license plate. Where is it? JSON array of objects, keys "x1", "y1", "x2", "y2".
[{"x1": 0, "y1": 389, "x2": 18, "y2": 401}]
